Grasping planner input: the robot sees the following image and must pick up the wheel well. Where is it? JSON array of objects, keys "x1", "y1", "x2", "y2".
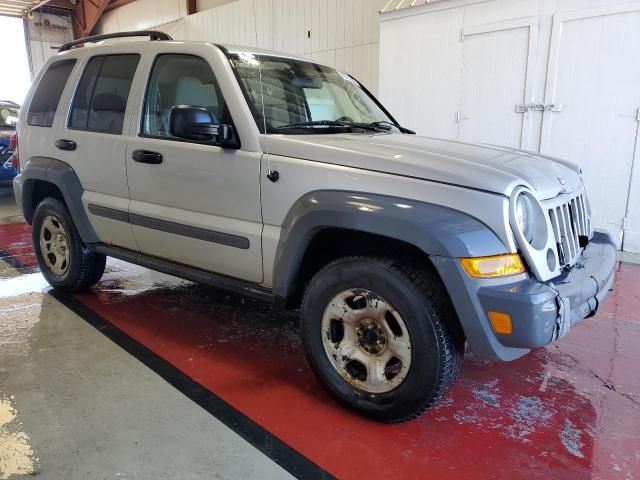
[
  {"x1": 29, "y1": 181, "x2": 66, "y2": 220},
  {"x1": 293, "y1": 228, "x2": 434, "y2": 302},
  {"x1": 290, "y1": 228, "x2": 465, "y2": 343}
]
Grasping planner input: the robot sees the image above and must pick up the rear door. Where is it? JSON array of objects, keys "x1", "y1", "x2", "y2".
[
  {"x1": 125, "y1": 46, "x2": 263, "y2": 283},
  {"x1": 54, "y1": 52, "x2": 141, "y2": 251}
]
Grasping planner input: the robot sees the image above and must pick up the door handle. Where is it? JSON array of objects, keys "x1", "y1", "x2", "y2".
[
  {"x1": 55, "y1": 139, "x2": 77, "y2": 151},
  {"x1": 132, "y1": 150, "x2": 163, "y2": 164}
]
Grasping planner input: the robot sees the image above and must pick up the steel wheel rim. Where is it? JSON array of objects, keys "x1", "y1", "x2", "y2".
[
  {"x1": 39, "y1": 214, "x2": 70, "y2": 276},
  {"x1": 321, "y1": 288, "x2": 412, "y2": 394}
]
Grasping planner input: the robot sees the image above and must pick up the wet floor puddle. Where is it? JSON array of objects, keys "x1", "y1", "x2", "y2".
[{"x1": 0, "y1": 395, "x2": 39, "y2": 479}]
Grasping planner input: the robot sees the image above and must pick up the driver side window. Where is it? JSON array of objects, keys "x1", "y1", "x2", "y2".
[{"x1": 142, "y1": 54, "x2": 226, "y2": 139}]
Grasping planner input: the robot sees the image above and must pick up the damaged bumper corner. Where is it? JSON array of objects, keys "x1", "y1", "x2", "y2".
[
  {"x1": 432, "y1": 231, "x2": 617, "y2": 362},
  {"x1": 550, "y1": 231, "x2": 617, "y2": 341}
]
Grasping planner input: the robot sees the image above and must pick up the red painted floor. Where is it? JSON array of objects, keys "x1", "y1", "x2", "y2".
[{"x1": 2, "y1": 223, "x2": 639, "y2": 479}]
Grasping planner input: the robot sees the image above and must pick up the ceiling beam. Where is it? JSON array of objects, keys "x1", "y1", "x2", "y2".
[
  {"x1": 187, "y1": 0, "x2": 196, "y2": 15},
  {"x1": 72, "y1": 0, "x2": 110, "y2": 38}
]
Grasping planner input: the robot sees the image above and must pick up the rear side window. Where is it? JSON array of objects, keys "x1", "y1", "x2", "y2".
[
  {"x1": 27, "y1": 59, "x2": 77, "y2": 127},
  {"x1": 69, "y1": 54, "x2": 140, "y2": 135}
]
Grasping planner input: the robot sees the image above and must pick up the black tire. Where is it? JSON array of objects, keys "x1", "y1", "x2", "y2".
[
  {"x1": 300, "y1": 256, "x2": 464, "y2": 423},
  {"x1": 32, "y1": 197, "x2": 106, "y2": 292}
]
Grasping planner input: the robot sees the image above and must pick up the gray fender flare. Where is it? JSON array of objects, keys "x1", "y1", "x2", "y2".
[
  {"x1": 17, "y1": 157, "x2": 99, "y2": 243},
  {"x1": 272, "y1": 190, "x2": 508, "y2": 299}
]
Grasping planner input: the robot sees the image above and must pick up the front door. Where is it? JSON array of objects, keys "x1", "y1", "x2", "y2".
[
  {"x1": 125, "y1": 53, "x2": 263, "y2": 283},
  {"x1": 540, "y1": 4, "x2": 640, "y2": 248},
  {"x1": 457, "y1": 17, "x2": 539, "y2": 150}
]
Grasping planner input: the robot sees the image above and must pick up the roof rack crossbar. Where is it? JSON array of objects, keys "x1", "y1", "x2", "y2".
[{"x1": 59, "y1": 30, "x2": 173, "y2": 52}]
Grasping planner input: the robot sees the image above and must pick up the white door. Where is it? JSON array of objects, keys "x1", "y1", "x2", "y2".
[
  {"x1": 541, "y1": 4, "x2": 640, "y2": 249},
  {"x1": 458, "y1": 17, "x2": 538, "y2": 149}
]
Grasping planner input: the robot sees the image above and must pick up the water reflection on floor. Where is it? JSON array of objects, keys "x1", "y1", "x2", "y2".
[{"x1": 0, "y1": 221, "x2": 639, "y2": 479}]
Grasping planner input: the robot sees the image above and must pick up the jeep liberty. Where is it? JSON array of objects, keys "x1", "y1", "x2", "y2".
[{"x1": 13, "y1": 31, "x2": 616, "y2": 423}]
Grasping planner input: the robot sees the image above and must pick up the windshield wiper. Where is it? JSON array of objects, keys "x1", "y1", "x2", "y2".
[
  {"x1": 277, "y1": 119, "x2": 416, "y2": 134},
  {"x1": 367, "y1": 120, "x2": 416, "y2": 134},
  {"x1": 276, "y1": 120, "x2": 381, "y2": 132}
]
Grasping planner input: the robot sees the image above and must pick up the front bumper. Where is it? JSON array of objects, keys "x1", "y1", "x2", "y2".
[{"x1": 432, "y1": 231, "x2": 616, "y2": 361}]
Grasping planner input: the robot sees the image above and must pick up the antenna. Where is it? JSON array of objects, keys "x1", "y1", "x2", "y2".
[{"x1": 250, "y1": 0, "x2": 274, "y2": 180}]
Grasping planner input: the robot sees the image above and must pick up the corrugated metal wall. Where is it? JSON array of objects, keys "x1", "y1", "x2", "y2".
[{"x1": 96, "y1": 0, "x2": 386, "y2": 93}]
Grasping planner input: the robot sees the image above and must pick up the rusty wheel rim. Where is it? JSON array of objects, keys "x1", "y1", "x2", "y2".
[
  {"x1": 39, "y1": 214, "x2": 70, "y2": 276},
  {"x1": 321, "y1": 288, "x2": 412, "y2": 394}
]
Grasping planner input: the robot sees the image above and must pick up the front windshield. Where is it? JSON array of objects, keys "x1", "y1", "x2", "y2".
[
  {"x1": 229, "y1": 53, "x2": 396, "y2": 134},
  {"x1": 0, "y1": 105, "x2": 19, "y2": 129}
]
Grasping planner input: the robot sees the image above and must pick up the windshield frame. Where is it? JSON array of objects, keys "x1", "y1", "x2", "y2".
[{"x1": 220, "y1": 47, "x2": 404, "y2": 135}]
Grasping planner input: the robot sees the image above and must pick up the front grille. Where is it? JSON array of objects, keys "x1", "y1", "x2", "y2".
[{"x1": 546, "y1": 190, "x2": 591, "y2": 267}]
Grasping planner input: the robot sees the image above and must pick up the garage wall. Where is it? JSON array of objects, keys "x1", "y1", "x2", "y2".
[
  {"x1": 379, "y1": 0, "x2": 640, "y2": 252},
  {"x1": 96, "y1": 0, "x2": 188, "y2": 33},
  {"x1": 25, "y1": 11, "x2": 73, "y2": 77},
  {"x1": 96, "y1": 0, "x2": 386, "y2": 93},
  {"x1": 197, "y1": 0, "x2": 238, "y2": 9}
]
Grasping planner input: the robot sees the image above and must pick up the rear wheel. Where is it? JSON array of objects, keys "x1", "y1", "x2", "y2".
[
  {"x1": 32, "y1": 197, "x2": 106, "y2": 291},
  {"x1": 301, "y1": 256, "x2": 464, "y2": 423}
]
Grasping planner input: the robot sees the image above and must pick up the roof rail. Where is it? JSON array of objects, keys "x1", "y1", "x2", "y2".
[{"x1": 59, "y1": 30, "x2": 173, "y2": 52}]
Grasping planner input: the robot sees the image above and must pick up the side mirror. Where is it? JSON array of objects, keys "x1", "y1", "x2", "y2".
[{"x1": 169, "y1": 105, "x2": 239, "y2": 148}]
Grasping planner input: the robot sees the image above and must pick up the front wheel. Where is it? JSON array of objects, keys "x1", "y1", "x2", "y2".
[
  {"x1": 32, "y1": 197, "x2": 106, "y2": 292},
  {"x1": 300, "y1": 256, "x2": 464, "y2": 423}
]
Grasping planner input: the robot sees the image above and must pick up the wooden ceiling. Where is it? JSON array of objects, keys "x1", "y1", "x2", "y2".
[{"x1": 0, "y1": 0, "x2": 135, "y2": 20}]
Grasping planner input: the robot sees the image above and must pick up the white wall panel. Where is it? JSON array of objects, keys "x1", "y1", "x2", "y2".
[
  {"x1": 176, "y1": 0, "x2": 384, "y2": 93},
  {"x1": 380, "y1": 7, "x2": 463, "y2": 138},
  {"x1": 380, "y1": 0, "x2": 640, "y2": 252}
]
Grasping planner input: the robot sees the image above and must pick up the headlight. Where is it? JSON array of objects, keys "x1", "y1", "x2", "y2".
[
  {"x1": 515, "y1": 193, "x2": 535, "y2": 242},
  {"x1": 509, "y1": 187, "x2": 558, "y2": 282}
]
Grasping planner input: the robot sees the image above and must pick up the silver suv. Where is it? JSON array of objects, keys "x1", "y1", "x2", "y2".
[{"x1": 13, "y1": 31, "x2": 616, "y2": 423}]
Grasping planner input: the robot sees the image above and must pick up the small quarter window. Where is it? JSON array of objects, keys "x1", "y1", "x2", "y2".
[
  {"x1": 69, "y1": 54, "x2": 140, "y2": 135},
  {"x1": 27, "y1": 59, "x2": 77, "y2": 127},
  {"x1": 142, "y1": 54, "x2": 229, "y2": 139}
]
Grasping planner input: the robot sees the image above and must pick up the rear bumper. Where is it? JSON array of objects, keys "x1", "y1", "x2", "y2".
[
  {"x1": 432, "y1": 231, "x2": 616, "y2": 361},
  {"x1": 13, "y1": 174, "x2": 24, "y2": 215}
]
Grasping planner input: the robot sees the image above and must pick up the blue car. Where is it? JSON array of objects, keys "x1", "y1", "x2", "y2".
[{"x1": 0, "y1": 100, "x2": 19, "y2": 189}]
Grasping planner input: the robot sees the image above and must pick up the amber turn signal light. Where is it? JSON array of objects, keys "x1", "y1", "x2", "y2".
[
  {"x1": 459, "y1": 254, "x2": 525, "y2": 278},
  {"x1": 488, "y1": 311, "x2": 513, "y2": 335}
]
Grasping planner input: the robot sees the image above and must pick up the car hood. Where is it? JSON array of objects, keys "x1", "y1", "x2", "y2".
[{"x1": 265, "y1": 133, "x2": 581, "y2": 199}]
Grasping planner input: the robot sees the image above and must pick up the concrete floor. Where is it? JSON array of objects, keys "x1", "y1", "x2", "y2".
[
  {"x1": 1, "y1": 192, "x2": 639, "y2": 480},
  {"x1": 0, "y1": 193, "x2": 292, "y2": 480}
]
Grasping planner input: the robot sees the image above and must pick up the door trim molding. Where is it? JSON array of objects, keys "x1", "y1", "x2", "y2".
[
  {"x1": 458, "y1": 16, "x2": 539, "y2": 149},
  {"x1": 88, "y1": 204, "x2": 251, "y2": 250},
  {"x1": 554, "y1": 1, "x2": 640, "y2": 23},
  {"x1": 88, "y1": 204, "x2": 130, "y2": 223},
  {"x1": 461, "y1": 15, "x2": 539, "y2": 37}
]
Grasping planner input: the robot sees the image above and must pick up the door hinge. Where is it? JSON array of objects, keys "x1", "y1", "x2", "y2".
[{"x1": 456, "y1": 112, "x2": 470, "y2": 123}]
